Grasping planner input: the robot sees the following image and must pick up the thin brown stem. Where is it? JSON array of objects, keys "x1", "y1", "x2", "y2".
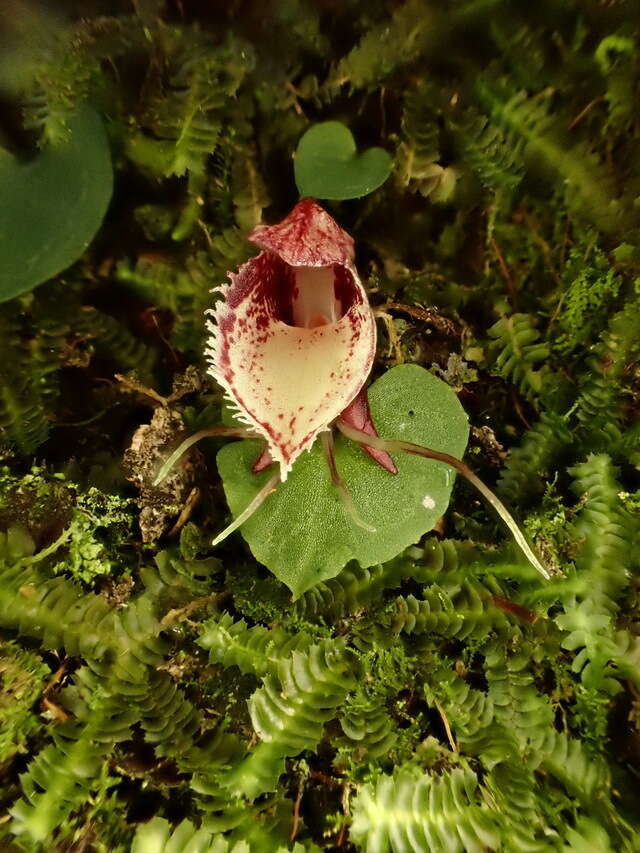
[
  {"x1": 567, "y1": 96, "x2": 604, "y2": 131},
  {"x1": 434, "y1": 699, "x2": 458, "y2": 753},
  {"x1": 115, "y1": 372, "x2": 168, "y2": 406},
  {"x1": 289, "y1": 775, "x2": 304, "y2": 843},
  {"x1": 167, "y1": 486, "x2": 200, "y2": 537},
  {"x1": 490, "y1": 237, "x2": 517, "y2": 307},
  {"x1": 160, "y1": 593, "x2": 222, "y2": 630}
]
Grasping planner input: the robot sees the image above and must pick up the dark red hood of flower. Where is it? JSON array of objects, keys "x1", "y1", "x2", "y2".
[{"x1": 249, "y1": 198, "x2": 355, "y2": 267}]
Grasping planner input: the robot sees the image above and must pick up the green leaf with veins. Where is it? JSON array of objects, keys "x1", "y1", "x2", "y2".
[{"x1": 216, "y1": 365, "x2": 469, "y2": 597}]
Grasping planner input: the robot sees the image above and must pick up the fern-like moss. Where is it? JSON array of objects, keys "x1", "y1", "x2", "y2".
[
  {"x1": 539, "y1": 731, "x2": 630, "y2": 843},
  {"x1": 554, "y1": 246, "x2": 622, "y2": 355},
  {"x1": 556, "y1": 456, "x2": 639, "y2": 697},
  {"x1": 350, "y1": 764, "x2": 502, "y2": 853},
  {"x1": 568, "y1": 454, "x2": 635, "y2": 609},
  {"x1": 423, "y1": 667, "x2": 495, "y2": 750},
  {"x1": 292, "y1": 559, "x2": 409, "y2": 622},
  {"x1": 338, "y1": 699, "x2": 398, "y2": 762},
  {"x1": 75, "y1": 306, "x2": 157, "y2": 379},
  {"x1": 221, "y1": 640, "x2": 359, "y2": 798},
  {"x1": 389, "y1": 590, "x2": 464, "y2": 637},
  {"x1": 0, "y1": 309, "x2": 57, "y2": 454},
  {"x1": 388, "y1": 579, "x2": 517, "y2": 642},
  {"x1": 410, "y1": 538, "x2": 487, "y2": 581},
  {"x1": 484, "y1": 640, "x2": 554, "y2": 756},
  {"x1": 199, "y1": 612, "x2": 313, "y2": 678},
  {"x1": 131, "y1": 816, "x2": 250, "y2": 853},
  {"x1": 573, "y1": 298, "x2": 640, "y2": 438},
  {"x1": 488, "y1": 313, "x2": 550, "y2": 403},
  {"x1": 141, "y1": 546, "x2": 222, "y2": 598},
  {"x1": 497, "y1": 414, "x2": 572, "y2": 507},
  {"x1": 231, "y1": 144, "x2": 270, "y2": 232},
  {"x1": 483, "y1": 761, "x2": 549, "y2": 853},
  {"x1": 594, "y1": 35, "x2": 637, "y2": 131},
  {"x1": 143, "y1": 35, "x2": 253, "y2": 178},
  {"x1": 136, "y1": 669, "x2": 201, "y2": 760},
  {"x1": 0, "y1": 641, "x2": 49, "y2": 762},
  {"x1": 10, "y1": 691, "x2": 134, "y2": 844},
  {"x1": 323, "y1": 0, "x2": 429, "y2": 97},
  {"x1": 474, "y1": 82, "x2": 631, "y2": 238},
  {"x1": 396, "y1": 84, "x2": 456, "y2": 201},
  {"x1": 457, "y1": 108, "x2": 525, "y2": 193}
]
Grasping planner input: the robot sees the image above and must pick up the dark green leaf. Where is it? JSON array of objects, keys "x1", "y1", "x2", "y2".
[
  {"x1": 216, "y1": 365, "x2": 469, "y2": 597},
  {"x1": 294, "y1": 121, "x2": 393, "y2": 200},
  {"x1": 0, "y1": 105, "x2": 113, "y2": 303}
]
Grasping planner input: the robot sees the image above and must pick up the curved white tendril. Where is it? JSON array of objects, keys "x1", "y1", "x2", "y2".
[
  {"x1": 337, "y1": 419, "x2": 550, "y2": 580},
  {"x1": 211, "y1": 472, "x2": 280, "y2": 548}
]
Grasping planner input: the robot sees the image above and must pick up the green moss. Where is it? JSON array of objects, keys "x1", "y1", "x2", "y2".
[
  {"x1": 0, "y1": 642, "x2": 49, "y2": 762},
  {"x1": 555, "y1": 246, "x2": 622, "y2": 354}
]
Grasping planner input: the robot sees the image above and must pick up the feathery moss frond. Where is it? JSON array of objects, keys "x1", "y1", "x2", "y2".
[
  {"x1": 0, "y1": 641, "x2": 49, "y2": 762},
  {"x1": 497, "y1": 414, "x2": 572, "y2": 507},
  {"x1": 198, "y1": 612, "x2": 314, "y2": 678},
  {"x1": 131, "y1": 816, "x2": 249, "y2": 853},
  {"x1": 568, "y1": 454, "x2": 635, "y2": 609},
  {"x1": 222, "y1": 640, "x2": 359, "y2": 797},
  {"x1": 0, "y1": 308, "x2": 58, "y2": 454},
  {"x1": 10, "y1": 691, "x2": 134, "y2": 844},
  {"x1": 323, "y1": 0, "x2": 429, "y2": 98},
  {"x1": 145, "y1": 36, "x2": 253, "y2": 178},
  {"x1": 292, "y1": 559, "x2": 409, "y2": 622},
  {"x1": 350, "y1": 765, "x2": 502, "y2": 853},
  {"x1": 484, "y1": 640, "x2": 554, "y2": 755},
  {"x1": 573, "y1": 298, "x2": 640, "y2": 437},
  {"x1": 457, "y1": 108, "x2": 525, "y2": 193},
  {"x1": 488, "y1": 313, "x2": 550, "y2": 403}
]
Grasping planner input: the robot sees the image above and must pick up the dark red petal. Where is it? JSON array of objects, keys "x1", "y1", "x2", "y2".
[
  {"x1": 339, "y1": 389, "x2": 398, "y2": 474},
  {"x1": 249, "y1": 198, "x2": 354, "y2": 267}
]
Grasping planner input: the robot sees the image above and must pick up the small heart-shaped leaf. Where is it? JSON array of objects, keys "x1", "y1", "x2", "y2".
[
  {"x1": 0, "y1": 105, "x2": 113, "y2": 303},
  {"x1": 294, "y1": 121, "x2": 393, "y2": 200},
  {"x1": 216, "y1": 365, "x2": 469, "y2": 597}
]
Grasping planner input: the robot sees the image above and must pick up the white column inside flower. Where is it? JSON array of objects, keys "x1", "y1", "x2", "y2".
[{"x1": 291, "y1": 266, "x2": 340, "y2": 329}]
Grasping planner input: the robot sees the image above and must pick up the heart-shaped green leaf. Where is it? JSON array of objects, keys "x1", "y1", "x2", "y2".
[
  {"x1": 216, "y1": 365, "x2": 469, "y2": 597},
  {"x1": 0, "y1": 105, "x2": 113, "y2": 303},
  {"x1": 294, "y1": 121, "x2": 393, "y2": 200}
]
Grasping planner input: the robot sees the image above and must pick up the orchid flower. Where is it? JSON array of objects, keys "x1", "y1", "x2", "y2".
[
  {"x1": 204, "y1": 198, "x2": 394, "y2": 481},
  {"x1": 155, "y1": 200, "x2": 549, "y2": 579}
]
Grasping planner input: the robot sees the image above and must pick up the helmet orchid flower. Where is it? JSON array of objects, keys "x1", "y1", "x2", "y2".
[{"x1": 155, "y1": 200, "x2": 548, "y2": 579}]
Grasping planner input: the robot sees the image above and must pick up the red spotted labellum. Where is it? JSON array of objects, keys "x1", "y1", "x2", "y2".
[{"x1": 205, "y1": 198, "x2": 394, "y2": 480}]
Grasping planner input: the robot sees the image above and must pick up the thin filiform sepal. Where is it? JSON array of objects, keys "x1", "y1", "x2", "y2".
[{"x1": 336, "y1": 419, "x2": 550, "y2": 580}]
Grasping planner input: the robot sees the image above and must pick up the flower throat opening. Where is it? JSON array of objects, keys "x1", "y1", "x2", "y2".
[{"x1": 264, "y1": 259, "x2": 359, "y2": 329}]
